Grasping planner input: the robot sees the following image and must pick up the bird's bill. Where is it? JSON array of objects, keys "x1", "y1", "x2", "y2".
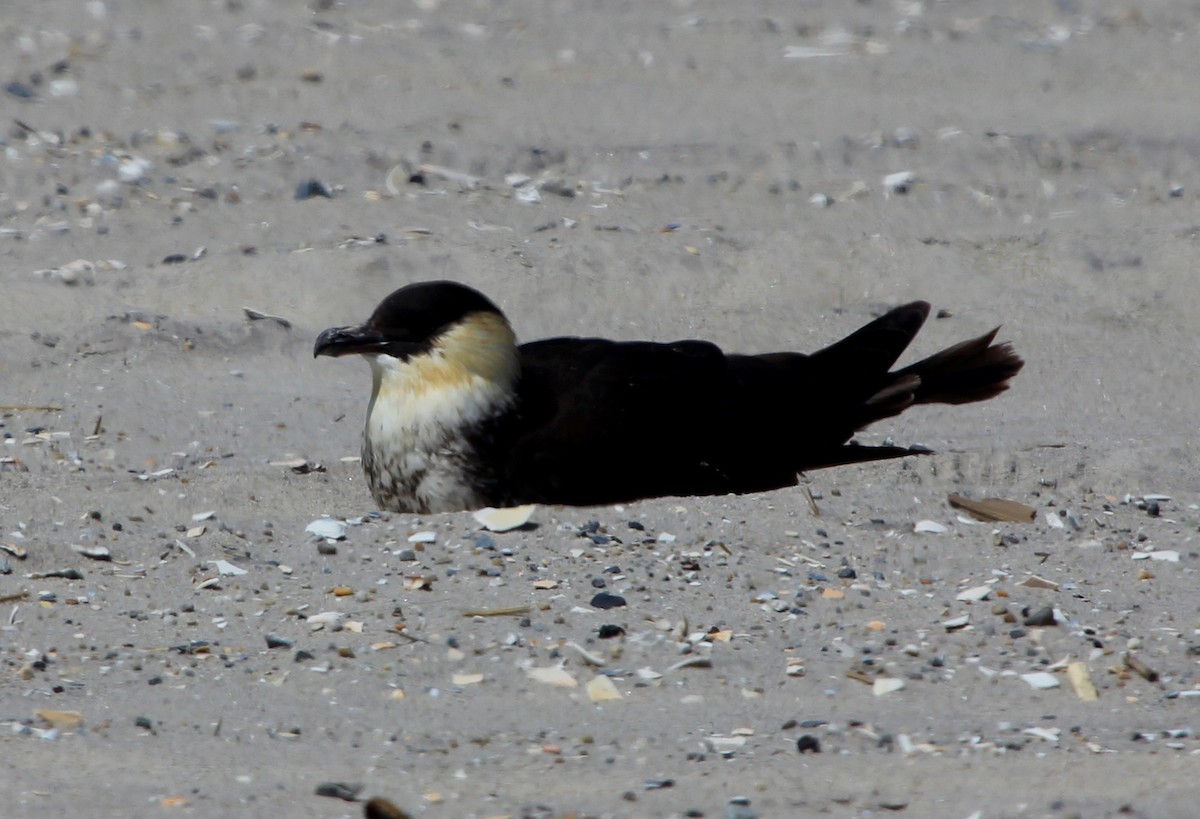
[{"x1": 313, "y1": 324, "x2": 392, "y2": 358}]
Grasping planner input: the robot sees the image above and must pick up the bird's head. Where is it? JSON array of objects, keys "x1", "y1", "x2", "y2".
[{"x1": 314, "y1": 280, "x2": 519, "y2": 392}]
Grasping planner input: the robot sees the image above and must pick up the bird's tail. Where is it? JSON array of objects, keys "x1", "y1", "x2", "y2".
[
  {"x1": 895, "y1": 325, "x2": 1024, "y2": 407},
  {"x1": 798, "y1": 303, "x2": 1023, "y2": 470}
]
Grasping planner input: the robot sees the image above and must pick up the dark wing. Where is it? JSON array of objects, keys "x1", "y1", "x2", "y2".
[
  {"x1": 499, "y1": 337, "x2": 800, "y2": 505},
  {"x1": 492, "y1": 302, "x2": 1021, "y2": 506}
]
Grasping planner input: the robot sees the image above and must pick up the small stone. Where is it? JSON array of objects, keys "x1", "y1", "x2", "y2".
[
  {"x1": 796, "y1": 735, "x2": 821, "y2": 753},
  {"x1": 1022, "y1": 606, "x2": 1056, "y2": 627},
  {"x1": 295, "y1": 178, "x2": 332, "y2": 200},
  {"x1": 883, "y1": 171, "x2": 916, "y2": 194},
  {"x1": 314, "y1": 782, "x2": 363, "y2": 801},
  {"x1": 590, "y1": 592, "x2": 626, "y2": 610}
]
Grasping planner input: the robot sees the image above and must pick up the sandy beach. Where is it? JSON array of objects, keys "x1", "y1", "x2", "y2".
[{"x1": 4, "y1": 1, "x2": 1200, "y2": 816}]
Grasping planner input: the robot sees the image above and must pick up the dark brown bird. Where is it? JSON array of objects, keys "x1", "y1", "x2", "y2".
[{"x1": 314, "y1": 280, "x2": 1022, "y2": 513}]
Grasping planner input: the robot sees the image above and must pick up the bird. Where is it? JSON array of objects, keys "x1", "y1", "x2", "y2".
[{"x1": 314, "y1": 280, "x2": 1023, "y2": 514}]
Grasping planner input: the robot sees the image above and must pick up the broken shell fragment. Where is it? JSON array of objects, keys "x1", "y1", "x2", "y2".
[
  {"x1": 306, "y1": 518, "x2": 346, "y2": 540},
  {"x1": 586, "y1": 674, "x2": 622, "y2": 702},
  {"x1": 472, "y1": 504, "x2": 536, "y2": 532}
]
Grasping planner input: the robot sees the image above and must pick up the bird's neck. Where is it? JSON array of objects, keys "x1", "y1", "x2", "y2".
[
  {"x1": 360, "y1": 313, "x2": 519, "y2": 513},
  {"x1": 364, "y1": 311, "x2": 519, "y2": 437}
]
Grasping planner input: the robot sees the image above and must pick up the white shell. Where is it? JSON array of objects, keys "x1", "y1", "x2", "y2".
[
  {"x1": 473, "y1": 504, "x2": 536, "y2": 532},
  {"x1": 305, "y1": 518, "x2": 346, "y2": 540}
]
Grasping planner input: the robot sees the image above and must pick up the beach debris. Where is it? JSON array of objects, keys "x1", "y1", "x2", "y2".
[
  {"x1": 590, "y1": 592, "x2": 626, "y2": 610},
  {"x1": 210, "y1": 560, "x2": 246, "y2": 576},
  {"x1": 472, "y1": 504, "x2": 536, "y2": 532},
  {"x1": 242, "y1": 307, "x2": 292, "y2": 329},
  {"x1": 1023, "y1": 726, "x2": 1061, "y2": 743},
  {"x1": 0, "y1": 543, "x2": 28, "y2": 560},
  {"x1": 415, "y1": 163, "x2": 481, "y2": 189},
  {"x1": 1022, "y1": 606, "x2": 1057, "y2": 627},
  {"x1": 873, "y1": 677, "x2": 906, "y2": 696},
  {"x1": 295, "y1": 178, "x2": 332, "y2": 200},
  {"x1": 1067, "y1": 662, "x2": 1099, "y2": 701},
  {"x1": 527, "y1": 664, "x2": 577, "y2": 687},
  {"x1": 35, "y1": 258, "x2": 96, "y2": 286},
  {"x1": 1016, "y1": 575, "x2": 1060, "y2": 591},
  {"x1": 402, "y1": 575, "x2": 435, "y2": 591},
  {"x1": 462, "y1": 605, "x2": 530, "y2": 617},
  {"x1": 1131, "y1": 549, "x2": 1180, "y2": 562},
  {"x1": 705, "y1": 735, "x2": 747, "y2": 756},
  {"x1": 883, "y1": 171, "x2": 916, "y2": 194},
  {"x1": 955, "y1": 585, "x2": 992, "y2": 602},
  {"x1": 314, "y1": 782, "x2": 363, "y2": 802},
  {"x1": 35, "y1": 709, "x2": 84, "y2": 729},
  {"x1": 586, "y1": 674, "x2": 622, "y2": 702},
  {"x1": 566, "y1": 641, "x2": 606, "y2": 667},
  {"x1": 913, "y1": 519, "x2": 947, "y2": 534},
  {"x1": 666, "y1": 656, "x2": 713, "y2": 673},
  {"x1": 306, "y1": 518, "x2": 346, "y2": 541},
  {"x1": 1020, "y1": 671, "x2": 1060, "y2": 690},
  {"x1": 29, "y1": 568, "x2": 84, "y2": 580},
  {"x1": 406, "y1": 531, "x2": 437, "y2": 543},
  {"x1": 306, "y1": 611, "x2": 346, "y2": 632},
  {"x1": 1124, "y1": 653, "x2": 1159, "y2": 682},
  {"x1": 71, "y1": 544, "x2": 111, "y2": 561},
  {"x1": 942, "y1": 614, "x2": 970, "y2": 631},
  {"x1": 948, "y1": 494, "x2": 1036, "y2": 523}
]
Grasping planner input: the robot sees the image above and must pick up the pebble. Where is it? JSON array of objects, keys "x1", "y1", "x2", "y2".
[
  {"x1": 314, "y1": 782, "x2": 362, "y2": 801},
  {"x1": 590, "y1": 592, "x2": 626, "y2": 610},
  {"x1": 883, "y1": 171, "x2": 916, "y2": 194},
  {"x1": 796, "y1": 735, "x2": 821, "y2": 753},
  {"x1": 726, "y1": 797, "x2": 759, "y2": 819},
  {"x1": 295, "y1": 178, "x2": 332, "y2": 200},
  {"x1": 1022, "y1": 606, "x2": 1056, "y2": 627}
]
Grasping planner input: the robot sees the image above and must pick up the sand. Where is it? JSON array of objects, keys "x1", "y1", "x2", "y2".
[{"x1": 4, "y1": 1, "x2": 1200, "y2": 817}]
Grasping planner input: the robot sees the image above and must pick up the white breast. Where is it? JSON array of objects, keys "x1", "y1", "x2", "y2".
[{"x1": 361, "y1": 352, "x2": 512, "y2": 513}]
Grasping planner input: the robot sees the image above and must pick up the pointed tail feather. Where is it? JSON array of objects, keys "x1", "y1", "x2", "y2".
[
  {"x1": 896, "y1": 327, "x2": 1024, "y2": 406},
  {"x1": 810, "y1": 301, "x2": 931, "y2": 377}
]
